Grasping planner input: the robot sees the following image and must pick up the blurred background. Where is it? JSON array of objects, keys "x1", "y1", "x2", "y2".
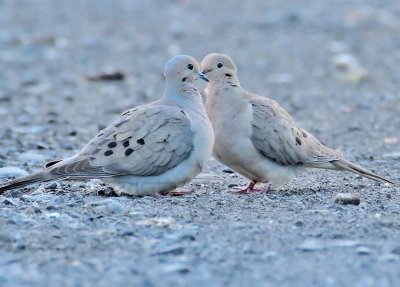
[
  {"x1": 0, "y1": 0, "x2": 400, "y2": 163},
  {"x1": 0, "y1": 0, "x2": 399, "y2": 161},
  {"x1": 0, "y1": 1, "x2": 399, "y2": 286}
]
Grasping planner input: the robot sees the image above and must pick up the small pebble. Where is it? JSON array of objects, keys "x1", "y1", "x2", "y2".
[
  {"x1": 107, "y1": 200, "x2": 124, "y2": 214},
  {"x1": 46, "y1": 212, "x2": 60, "y2": 218},
  {"x1": 45, "y1": 182, "x2": 58, "y2": 190},
  {"x1": 154, "y1": 245, "x2": 185, "y2": 256},
  {"x1": 161, "y1": 263, "x2": 190, "y2": 275},
  {"x1": 97, "y1": 187, "x2": 119, "y2": 197},
  {"x1": 119, "y1": 230, "x2": 135, "y2": 237},
  {"x1": 0, "y1": 167, "x2": 29, "y2": 178},
  {"x1": 294, "y1": 220, "x2": 304, "y2": 227},
  {"x1": 1, "y1": 198, "x2": 19, "y2": 206},
  {"x1": 46, "y1": 205, "x2": 58, "y2": 211},
  {"x1": 333, "y1": 193, "x2": 360, "y2": 205},
  {"x1": 356, "y1": 246, "x2": 372, "y2": 255},
  {"x1": 297, "y1": 239, "x2": 326, "y2": 251},
  {"x1": 86, "y1": 71, "x2": 125, "y2": 81}
]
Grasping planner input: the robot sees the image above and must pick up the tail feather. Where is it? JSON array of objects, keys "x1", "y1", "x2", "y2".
[
  {"x1": 0, "y1": 171, "x2": 59, "y2": 194},
  {"x1": 331, "y1": 159, "x2": 394, "y2": 184}
]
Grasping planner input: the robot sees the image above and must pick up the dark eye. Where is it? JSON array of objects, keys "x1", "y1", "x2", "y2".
[
  {"x1": 187, "y1": 64, "x2": 193, "y2": 70},
  {"x1": 217, "y1": 63, "x2": 223, "y2": 68}
]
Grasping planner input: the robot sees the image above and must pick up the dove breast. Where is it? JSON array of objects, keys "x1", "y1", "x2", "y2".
[{"x1": 206, "y1": 87, "x2": 300, "y2": 187}]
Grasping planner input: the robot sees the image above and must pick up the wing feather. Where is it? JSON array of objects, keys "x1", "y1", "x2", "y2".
[
  {"x1": 250, "y1": 96, "x2": 342, "y2": 166},
  {"x1": 46, "y1": 104, "x2": 195, "y2": 179}
]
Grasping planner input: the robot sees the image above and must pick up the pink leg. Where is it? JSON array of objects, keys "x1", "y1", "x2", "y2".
[
  {"x1": 233, "y1": 181, "x2": 272, "y2": 194},
  {"x1": 234, "y1": 181, "x2": 256, "y2": 194}
]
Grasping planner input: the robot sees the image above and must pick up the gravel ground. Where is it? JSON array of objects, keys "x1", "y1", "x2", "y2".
[{"x1": 1, "y1": 0, "x2": 400, "y2": 286}]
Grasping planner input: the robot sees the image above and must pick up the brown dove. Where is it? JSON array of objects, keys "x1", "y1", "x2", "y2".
[{"x1": 201, "y1": 53, "x2": 393, "y2": 193}]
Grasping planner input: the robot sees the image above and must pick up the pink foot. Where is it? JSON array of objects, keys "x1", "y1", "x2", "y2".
[
  {"x1": 233, "y1": 181, "x2": 272, "y2": 194},
  {"x1": 234, "y1": 181, "x2": 256, "y2": 194},
  {"x1": 253, "y1": 183, "x2": 272, "y2": 194}
]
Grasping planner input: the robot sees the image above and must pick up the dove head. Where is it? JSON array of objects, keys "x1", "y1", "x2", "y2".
[
  {"x1": 164, "y1": 55, "x2": 208, "y2": 86},
  {"x1": 201, "y1": 53, "x2": 240, "y2": 86}
]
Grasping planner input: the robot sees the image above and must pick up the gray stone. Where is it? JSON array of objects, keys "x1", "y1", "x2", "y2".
[
  {"x1": 153, "y1": 245, "x2": 185, "y2": 256},
  {"x1": 45, "y1": 182, "x2": 58, "y2": 190},
  {"x1": 1, "y1": 198, "x2": 19, "y2": 206},
  {"x1": 160, "y1": 263, "x2": 191, "y2": 275},
  {"x1": 294, "y1": 220, "x2": 304, "y2": 227},
  {"x1": 333, "y1": 193, "x2": 361, "y2": 205}
]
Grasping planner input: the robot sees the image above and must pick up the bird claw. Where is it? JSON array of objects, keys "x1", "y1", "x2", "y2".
[
  {"x1": 232, "y1": 187, "x2": 252, "y2": 194},
  {"x1": 253, "y1": 184, "x2": 272, "y2": 194},
  {"x1": 231, "y1": 182, "x2": 272, "y2": 194}
]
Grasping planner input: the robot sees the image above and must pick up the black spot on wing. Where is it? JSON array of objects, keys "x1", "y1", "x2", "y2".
[
  {"x1": 45, "y1": 159, "x2": 62, "y2": 168},
  {"x1": 104, "y1": 150, "x2": 113, "y2": 156},
  {"x1": 137, "y1": 138, "x2": 145, "y2": 145},
  {"x1": 108, "y1": 142, "x2": 117, "y2": 148},
  {"x1": 296, "y1": 137, "x2": 302, "y2": 145},
  {"x1": 125, "y1": 148, "x2": 134, "y2": 156}
]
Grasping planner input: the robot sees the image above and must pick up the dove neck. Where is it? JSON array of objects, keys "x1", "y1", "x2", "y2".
[
  {"x1": 210, "y1": 73, "x2": 240, "y2": 88},
  {"x1": 164, "y1": 81, "x2": 204, "y2": 110}
]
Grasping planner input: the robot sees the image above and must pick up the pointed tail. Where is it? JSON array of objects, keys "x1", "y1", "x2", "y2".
[
  {"x1": 332, "y1": 159, "x2": 394, "y2": 184},
  {"x1": 0, "y1": 171, "x2": 60, "y2": 194}
]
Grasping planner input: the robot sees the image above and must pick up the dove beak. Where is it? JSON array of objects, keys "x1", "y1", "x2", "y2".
[{"x1": 197, "y1": 72, "x2": 209, "y2": 82}]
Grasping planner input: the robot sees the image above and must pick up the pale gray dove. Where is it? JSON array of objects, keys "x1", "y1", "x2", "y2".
[
  {"x1": 201, "y1": 53, "x2": 393, "y2": 193},
  {"x1": 0, "y1": 55, "x2": 214, "y2": 196}
]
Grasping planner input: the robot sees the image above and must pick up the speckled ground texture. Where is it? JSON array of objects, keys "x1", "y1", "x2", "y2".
[{"x1": 0, "y1": 0, "x2": 400, "y2": 286}]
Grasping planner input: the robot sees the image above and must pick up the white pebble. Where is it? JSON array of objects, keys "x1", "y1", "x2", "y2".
[{"x1": 0, "y1": 166, "x2": 29, "y2": 178}]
